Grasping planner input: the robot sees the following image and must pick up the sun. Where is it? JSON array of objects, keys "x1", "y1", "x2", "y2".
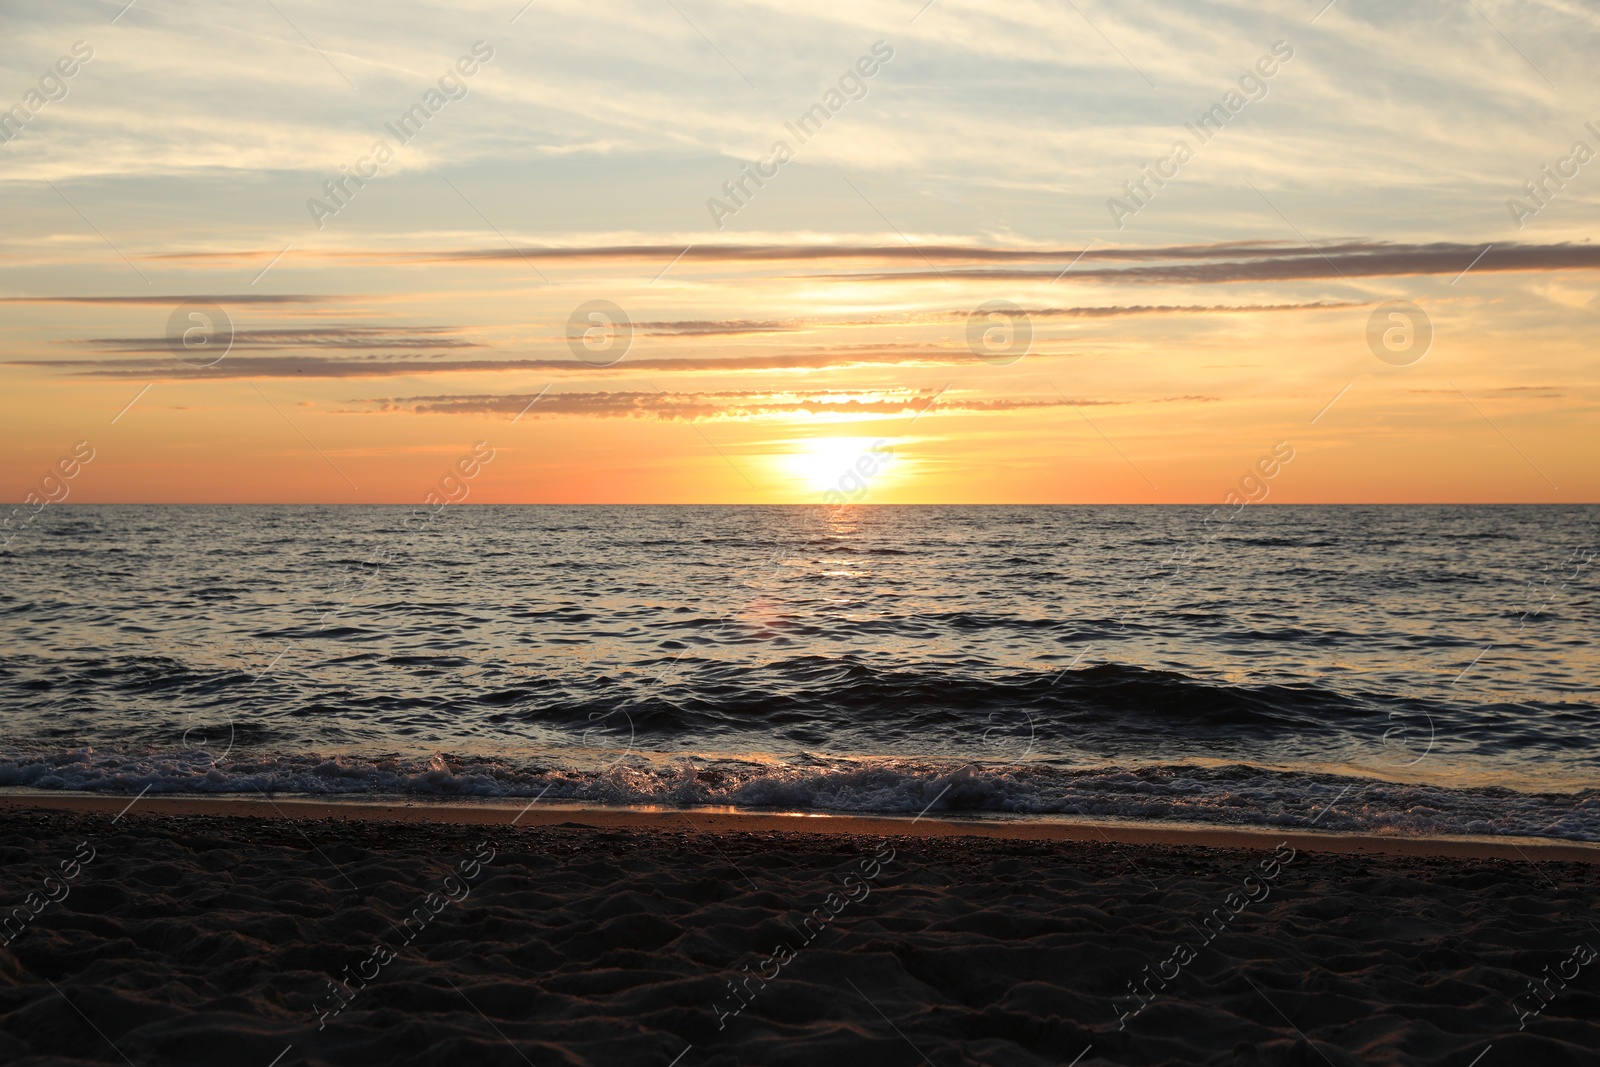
[{"x1": 775, "y1": 436, "x2": 897, "y2": 497}]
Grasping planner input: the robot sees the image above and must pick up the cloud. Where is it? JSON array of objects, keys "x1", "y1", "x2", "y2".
[
  {"x1": 16, "y1": 299, "x2": 1367, "y2": 379},
  {"x1": 1410, "y1": 386, "x2": 1565, "y2": 399},
  {"x1": 354, "y1": 388, "x2": 1152, "y2": 420},
  {"x1": 0, "y1": 294, "x2": 343, "y2": 305},
  {"x1": 158, "y1": 239, "x2": 1422, "y2": 266},
  {"x1": 12, "y1": 346, "x2": 976, "y2": 379},
  {"x1": 824, "y1": 242, "x2": 1600, "y2": 285},
  {"x1": 148, "y1": 240, "x2": 1597, "y2": 280},
  {"x1": 633, "y1": 320, "x2": 802, "y2": 336},
  {"x1": 15, "y1": 299, "x2": 1370, "y2": 383},
  {"x1": 165, "y1": 240, "x2": 1344, "y2": 265},
  {"x1": 72, "y1": 326, "x2": 481, "y2": 355},
  {"x1": 952, "y1": 301, "x2": 1361, "y2": 318},
  {"x1": 145, "y1": 241, "x2": 1600, "y2": 289}
]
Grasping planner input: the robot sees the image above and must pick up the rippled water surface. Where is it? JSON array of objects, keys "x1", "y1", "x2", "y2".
[{"x1": 2, "y1": 504, "x2": 1596, "y2": 839}]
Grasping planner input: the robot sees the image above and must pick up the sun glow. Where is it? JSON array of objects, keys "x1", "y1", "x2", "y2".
[{"x1": 775, "y1": 436, "x2": 899, "y2": 497}]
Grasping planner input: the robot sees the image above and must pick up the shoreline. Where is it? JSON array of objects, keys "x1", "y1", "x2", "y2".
[{"x1": 5, "y1": 790, "x2": 1597, "y2": 863}]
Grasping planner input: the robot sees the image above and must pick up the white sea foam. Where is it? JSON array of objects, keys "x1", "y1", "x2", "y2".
[{"x1": 3, "y1": 746, "x2": 1595, "y2": 842}]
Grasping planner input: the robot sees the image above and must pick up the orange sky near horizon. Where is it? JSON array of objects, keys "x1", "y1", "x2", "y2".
[
  {"x1": 3, "y1": 241, "x2": 1591, "y2": 505},
  {"x1": 4, "y1": 1, "x2": 1597, "y2": 506}
]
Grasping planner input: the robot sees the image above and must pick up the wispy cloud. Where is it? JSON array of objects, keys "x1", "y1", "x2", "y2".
[
  {"x1": 138, "y1": 240, "x2": 1600, "y2": 289},
  {"x1": 0, "y1": 294, "x2": 342, "y2": 305},
  {"x1": 824, "y1": 243, "x2": 1600, "y2": 285},
  {"x1": 162, "y1": 240, "x2": 1346, "y2": 265},
  {"x1": 19, "y1": 300, "x2": 1363, "y2": 379},
  {"x1": 149, "y1": 239, "x2": 1535, "y2": 268},
  {"x1": 946, "y1": 301, "x2": 1361, "y2": 318},
  {"x1": 355, "y1": 388, "x2": 1171, "y2": 420},
  {"x1": 71, "y1": 326, "x2": 481, "y2": 354},
  {"x1": 13, "y1": 346, "x2": 985, "y2": 379},
  {"x1": 633, "y1": 320, "x2": 802, "y2": 336},
  {"x1": 1410, "y1": 386, "x2": 1565, "y2": 399}
]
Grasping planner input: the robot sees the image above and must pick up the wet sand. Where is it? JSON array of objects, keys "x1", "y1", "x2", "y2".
[{"x1": 4, "y1": 791, "x2": 1598, "y2": 864}]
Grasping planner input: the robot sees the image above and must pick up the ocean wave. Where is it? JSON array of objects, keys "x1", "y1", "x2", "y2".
[
  {"x1": 3, "y1": 746, "x2": 1596, "y2": 843},
  {"x1": 7, "y1": 505, "x2": 1596, "y2": 852},
  {"x1": 5, "y1": 651, "x2": 1590, "y2": 769}
]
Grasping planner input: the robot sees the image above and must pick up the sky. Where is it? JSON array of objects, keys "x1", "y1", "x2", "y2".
[{"x1": 2, "y1": 0, "x2": 1598, "y2": 504}]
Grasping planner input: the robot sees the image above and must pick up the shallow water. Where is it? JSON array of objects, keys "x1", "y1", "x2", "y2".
[{"x1": 2, "y1": 504, "x2": 1596, "y2": 839}]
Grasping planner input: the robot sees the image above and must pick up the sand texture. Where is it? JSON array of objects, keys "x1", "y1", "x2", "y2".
[{"x1": 1, "y1": 809, "x2": 1597, "y2": 1066}]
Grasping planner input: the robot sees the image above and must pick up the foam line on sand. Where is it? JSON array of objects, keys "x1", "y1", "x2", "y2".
[{"x1": 4, "y1": 791, "x2": 1597, "y2": 863}]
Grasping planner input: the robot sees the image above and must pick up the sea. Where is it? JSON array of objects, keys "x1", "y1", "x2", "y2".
[{"x1": 2, "y1": 504, "x2": 1596, "y2": 841}]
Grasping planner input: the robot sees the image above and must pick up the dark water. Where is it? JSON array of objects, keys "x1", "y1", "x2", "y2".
[{"x1": 2, "y1": 504, "x2": 1596, "y2": 840}]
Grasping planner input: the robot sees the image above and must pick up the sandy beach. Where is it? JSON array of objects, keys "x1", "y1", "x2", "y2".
[
  {"x1": 9, "y1": 0, "x2": 1600, "y2": 1059},
  {"x1": 2, "y1": 797, "x2": 1596, "y2": 1066}
]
